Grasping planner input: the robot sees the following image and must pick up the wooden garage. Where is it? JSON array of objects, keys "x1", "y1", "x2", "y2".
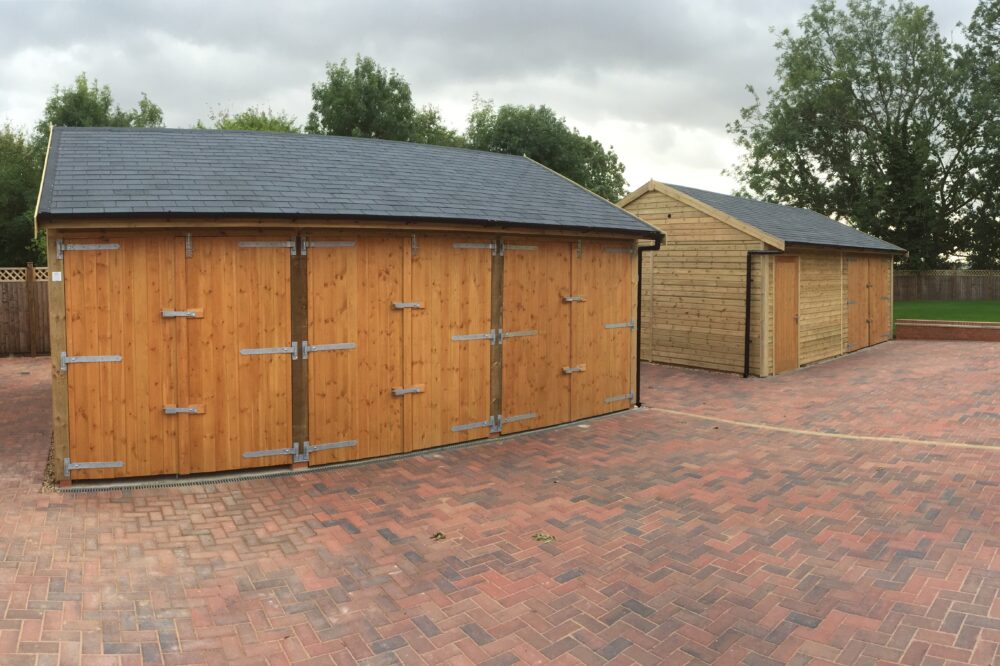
[
  {"x1": 36, "y1": 127, "x2": 662, "y2": 483},
  {"x1": 619, "y1": 181, "x2": 905, "y2": 376}
]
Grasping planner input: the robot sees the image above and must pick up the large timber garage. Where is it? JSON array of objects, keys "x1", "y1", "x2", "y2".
[
  {"x1": 620, "y1": 181, "x2": 905, "y2": 376},
  {"x1": 37, "y1": 127, "x2": 661, "y2": 483}
]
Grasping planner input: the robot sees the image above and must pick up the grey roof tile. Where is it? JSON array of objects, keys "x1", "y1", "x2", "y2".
[
  {"x1": 39, "y1": 127, "x2": 659, "y2": 238},
  {"x1": 664, "y1": 182, "x2": 904, "y2": 253}
]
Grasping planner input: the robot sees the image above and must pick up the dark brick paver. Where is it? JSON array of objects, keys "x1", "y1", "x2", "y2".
[{"x1": 0, "y1": 346, "x2": 997, "y2": 664}]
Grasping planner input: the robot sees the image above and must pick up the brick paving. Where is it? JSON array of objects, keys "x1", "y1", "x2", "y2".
[
  {"x1": 0, "y1": 347, "x2": 997, "y2": 665},
  {"x1": 643, "y1": 341, "x2": 1000, "y2": 448}
]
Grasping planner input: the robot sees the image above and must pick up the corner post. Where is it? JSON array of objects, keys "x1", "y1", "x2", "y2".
[{"x1": 47, "y1": 232, "x2": 69, "y2": 486}]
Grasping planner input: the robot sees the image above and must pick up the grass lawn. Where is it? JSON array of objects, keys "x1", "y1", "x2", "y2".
[{"x1": 894, "y1": 300, "x2": 1000, "y2": 322}]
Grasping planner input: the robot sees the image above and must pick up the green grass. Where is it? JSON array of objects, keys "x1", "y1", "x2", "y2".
[{"x1": 894, "y1": 300, "x2": 1000, "y2": 322}]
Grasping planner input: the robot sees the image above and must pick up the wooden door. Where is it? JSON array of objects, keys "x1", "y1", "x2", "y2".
[
  {"x1": 306, "y1": 235, "x2": 405, "y2": 465},
  {"x1": 501, "y1": 239, "x2": 572, "y2": 434},
  {"x1": 847, "y1": 256, "x2": 870, "y2": 351},
  {"x1": 569, "y1": 241, "x2": 636, "y2": 421},
  {"x1": 868, "y1": 256, "x2": 891, "y2": 345},
  {"x1": 410, "y1": 236, "x2": 493, "y2": 449},
  {"x1": 773, "y1": 256, "x2": 800, "y2": 373},
  {"x1": 180, "y1": 236, "x2": 294, "y2": 473},
  {"x1": 63, "y1": 236, "x2": 180, "y2": 479}
]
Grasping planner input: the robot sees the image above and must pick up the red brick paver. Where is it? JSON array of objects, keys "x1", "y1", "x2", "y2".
[
  {"x1": 0, "y1": 347, "x2": 998, "y2": 665},
  {"x1": 643, "y1": 341, "x2": 1000, "y2": 448}
]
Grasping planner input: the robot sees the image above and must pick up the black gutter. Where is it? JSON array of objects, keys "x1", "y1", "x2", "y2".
[
  {"x1": 635, "y1": 234, "x2": 664, "y2": 405},
  {"x1": 744, "y1": 249, "x2": 783, "y2": 378}
]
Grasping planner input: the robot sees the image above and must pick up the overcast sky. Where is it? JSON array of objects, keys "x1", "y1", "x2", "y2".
[{"x1": 0, "y1": 0, "x2": 979, "y2": 195}]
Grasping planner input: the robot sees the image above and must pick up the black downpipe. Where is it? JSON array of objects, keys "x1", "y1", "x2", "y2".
[
  {"x1": 635, "y1": 235, "x2": 664, "y2": 405},
  {"x1": 744, "y1": 249, "x2": 782, "y2": 378}
]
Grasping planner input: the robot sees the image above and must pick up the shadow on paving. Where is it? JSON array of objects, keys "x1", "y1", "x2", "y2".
[{"x1": 0, "y1": 355, "x2": 997, "y2": 664}]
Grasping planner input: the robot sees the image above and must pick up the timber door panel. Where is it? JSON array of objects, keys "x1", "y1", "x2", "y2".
[
  {"x1": 847, "y1": 256, "x2": 870, "y2": 350},
  {"x1": 411, "y1": 236, "x2": 493, "y2": 449},
  {"x1": 64, "y1": 236, "x2": 179, "y2": 479},
  {"x1": 868, "y1": 256, "x2": 891, "y2": 345},
  {"x1": 182, "y1": 237, "x2": 294, "y2": 473},
  {"x1": 501, "y1": 239, "x2": 572, "y2": 434},
  {"x1": 773, "y1": 256, "x2": 799, "y2": 374},
  {"x1": 570, "y1": 241, "x2": 635, "y2": 421},
  {"x1": 306, "y1": 236, "x2": 405, "y2": 464}
]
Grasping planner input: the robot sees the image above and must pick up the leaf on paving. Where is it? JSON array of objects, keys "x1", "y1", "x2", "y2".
[
  {"x1": 431, "y1": 531, "x2": 446, "y2": 541},
  {"x1": 532, "y1": 532, "x2": 555, "y2": 543}
]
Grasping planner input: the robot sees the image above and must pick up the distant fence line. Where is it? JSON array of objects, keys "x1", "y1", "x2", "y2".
[
  {"x1": 0, "y1": 265, "x2": 49, "y2": 356},
  {"x1": 894, "y1": 270, "x2": 1000, "y2": 301}
]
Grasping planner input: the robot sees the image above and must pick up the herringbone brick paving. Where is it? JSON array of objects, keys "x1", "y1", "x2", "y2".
[
  {"x1": 642, "y1": 341, "x2": 1000, "y2": 448},
  {"x1": 0, "y1": 344, "x2": 997, "y2": 665}
]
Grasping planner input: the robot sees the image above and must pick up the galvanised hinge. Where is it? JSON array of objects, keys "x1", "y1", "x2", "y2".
[
  {"x1": 59, "y1": 351, "x2": 123, "y2": 373},
  {"x1": 56, "y1": 240, "x2": 120, "y2": 260},
  {"x1": 63, "y1": 457, "x2": 123, "y2": 478}
]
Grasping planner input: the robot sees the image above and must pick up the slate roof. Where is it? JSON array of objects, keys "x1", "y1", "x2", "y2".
[
  {"x1": 664, "y1": 182, "x2": 904, "y2": 253},
  {"x1": 36, "y1": 127, "x2": 661, "y2": 237}
]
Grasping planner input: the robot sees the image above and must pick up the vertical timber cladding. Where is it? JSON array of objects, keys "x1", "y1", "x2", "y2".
[
  {"x1": 410, "y1": 236, "x2": 494, "y2": 449},
  {"x1": 847, "y1": 255, "x2": 870, "y2": 350},
  {"x1": 569, "y1": 240, "x2": 637, "y2": 420},
  {"x1": 773, "y1": 256, "x2": 800, "y2": 374},
  {"x1": 62, "y1": 236, "x2": 180, "y2": 479},
  {"x1": 305, "y1": 235, "x2": 406, "y2": 464},
  {"x1": 501, "y1": 239, "x2": 572, "y2": 434},
  {"x1": 867, "y1": 256, "x2": 892, "y2": 345},
  {"x1": 181, "y1": 236, "x2": 295, "y2": 473}
]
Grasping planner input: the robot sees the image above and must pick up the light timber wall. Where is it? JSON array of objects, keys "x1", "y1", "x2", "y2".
[
  {"x1": 624, "y1": 189, "x2": 896, "y2": 377},
  {"x1": 45, "y1": 222, "x2": 640, "y2": 483},
  {"x1": 624, "y1": 190, "x2": 765, "y2": 375}
]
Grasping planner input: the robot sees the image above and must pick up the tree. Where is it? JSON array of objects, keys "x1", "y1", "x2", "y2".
[
  {"x1": 196, "y1": 105, "x2": 300, "y2": 132},
  {"x1": 726, "y1": 0, "x2": 973, "y2": 268},
  {"x1": 411, "y1": 105, "x2": 464, "y2": 147},
  {"x1": 0, "y1": 124, "x2": 43, "y2": 265},
  {"x1": 33, "y1": 73, "x2": 163, "y2": 154},
  {"x1": 466, "y1": 97, "x2": 627, "y2": 201},
  {"x1": 307, "y1": 55, "x2": 418, "y2": 140},
  {"x1": 960, "y1": 0, "x2": 1000, "y2": 268}
]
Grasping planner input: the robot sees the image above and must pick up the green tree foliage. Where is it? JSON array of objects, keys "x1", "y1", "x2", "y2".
[
  {"x1": 960, "y1": 0, "x2": 1000, "y2": 268},
  {"x1": 466, "y1": 97, "x2": 627, "y2": 201},
  {"x1": 307, "y1": 55, "x2": 425, "y2": 140},
  {"x1": 0, "y1": 124, "x2": 43, "y2": 265},
  {"x1": 196, "y1": 105, "x2": 300, "y2": 132},
  {"x1": 727, "y1": 0, "x2": 976, "y2": 268},
  {"x1": 34, "y1": 73, "x2": 163, "y2": 154},
  {"x1": 411, "y1": 105, "x2": 464, "y2": 147}
]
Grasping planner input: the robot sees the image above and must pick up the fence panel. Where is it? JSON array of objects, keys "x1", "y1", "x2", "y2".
[
  {"x1": 894, "y1": 270, "x2": 1000, "y2": 301},
  {"x1": 0, "y1": 266, "x2": 50, "y2": 355}
]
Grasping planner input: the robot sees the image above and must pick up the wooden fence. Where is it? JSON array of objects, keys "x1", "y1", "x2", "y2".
[
  {"x1": 0, "y1": 265, "x2": 49, "y2": 356},
  {"x1": 894, "y1": 270, "x2": 1000, "y2": 301}
]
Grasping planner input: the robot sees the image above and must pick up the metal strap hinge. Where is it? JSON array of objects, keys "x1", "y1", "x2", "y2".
[
  {"x1": 393, "y1": 302, "x2": 423, "y2": 310},
  {"x1": 238, "y1": 240, "x2": 297, "y2": 256},
  {"x1": 240, "y1": 342, "x2": 298, "y2": 360},
  {"x1": 504, "y1": 244, "x2": 538, "y2": 252},
  {"x1": 502, "y1": 329, "x2": 537, "y2": 341},
  {"x1": 163, "y1": 405, "x2": 202, "y2": 415},
  {"x1": 452, "y1": 417, "x2": 493, "y2": 433},
  {"x1": 605, "y1": 392, "x2": 635, "y2": 404},
  {"x1": 56, "y1": 240, "x2": 120, "y2": 260},
  {"x1": 453, "y1": 242, "x2": 496, "y2": 253},
  {"x1": 604, "y1": 321, "x2": 636, "y2": 330},
  {"x1": 451, "y1": 330, "x2": 496, "y2": 342},
  {"x1": 502, "y1": 412, "x2": 537, "y2": 425},
  {"x1": 184, "y1": 234, "x2": 193, "y2": 258},
  {"x1": 301, "y1": 341, "x2": 356, "y2": 359},
  {"x1": 392, "y1": 385, "x2": 424, "y2": 396},
  {"x1": 562, "y1": 365, "x2": 586, "y2": 374},
  {"x1": 59, "y1": 351, "x2": 122, "y2": 372},
  {"x1": 63, "y1": 457, "x2": 124, "y2": 478},
  {"x1": 563, "y1": 295, "x2": 585, "y2": 303},
  {"x1": 243, "y1": 444, "x2": 297, "y2": 459},
  {"x1": 304, "y1": 439, "x2": 358, "y2": 455},
  {"x1": 302, "y1": 240, "x2": 356, "y2": 255},
  {"x1": 161, "y1": 309, "x2": 199, "y2": 318}
]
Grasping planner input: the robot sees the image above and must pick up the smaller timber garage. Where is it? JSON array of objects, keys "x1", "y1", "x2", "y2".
[
  {"x1": 620, "y1": 181, "x2": 905, "y2": 376},
  {"x1": 36, "y1": 127, "x2": 661, "y2": 483}
]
